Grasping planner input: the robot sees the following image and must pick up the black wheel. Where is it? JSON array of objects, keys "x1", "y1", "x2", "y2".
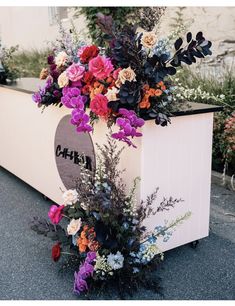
[{"x1": 190, "y1": 240, "x2": 199, "y2": 249}]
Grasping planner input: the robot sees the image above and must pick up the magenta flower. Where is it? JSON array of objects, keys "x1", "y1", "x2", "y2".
[
  {"x1": 61, "y1": 87, "x2": 86, "y2": 109},
  {"x1": 112, "y1": 108, "x2": 144, "y2": 147},
  {"x1": 73, "y1": 272, "x2": 88, "y2": 295},
  {"x1": 48, "y1": 205, "x2": 64, "y2": 224},
  {"x1": 85, "y1": 251, "x2": 96, "y2": 263},
  {"x1": 66, "y1": 63, "x2": 85, "y2": 82},
  {"x1": 71, "y1": 109, "x2": 93, "y2": 133},
  {"x1": 89, "y1": 55, "x2": 114, "y2": 80}
]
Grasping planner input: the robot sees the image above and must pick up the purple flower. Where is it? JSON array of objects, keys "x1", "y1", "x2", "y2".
[
  {"x1": 32, "y1": 92, "x2": 41, "y2": 103},
  {"x1": 73, "y1": 272, "x2": 88, "y2": 295},
  {"x1": 61, "y1": 86, "x2": 86, "y2": 109},
  {"x1": 112, "y1": 108, "x2": 144, "y2": 147},
  {"x1": 47, "y1": 55, "x2": 54, "y2": 65},
  {"x1": 61, "y1": 85, "x2": 93, "y2": 134},
  {"x1": 78, "y1": 262, "x2": 94, "y2": 279},
  {"x1": 70, "y1": 109, "x2": 93, "y2": 133},
  {"x1": 45, "y1": 77, "x2": 53, "y2": 89},
  {"x1": 85, "y1": 251, "x2": 96, "y2": 263}
]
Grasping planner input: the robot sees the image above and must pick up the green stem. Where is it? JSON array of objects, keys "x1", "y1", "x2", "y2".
[
  {"x1": 61, "y1": 251, "x2": 76, "y2": 256},
  {"x1": 62, "y1": 214, "x2": 71, "y2": 219}
]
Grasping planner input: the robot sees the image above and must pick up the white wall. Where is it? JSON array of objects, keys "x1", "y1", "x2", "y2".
[{"x1": 0, "y1": 7, "x2": 88, "y2": 50}]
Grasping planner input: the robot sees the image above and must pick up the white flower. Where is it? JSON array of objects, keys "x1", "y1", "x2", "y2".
[
  {"x1": 105, "y1": 87, "x2": 119, "y2": 101},
  {"x1": 117, "y1": 67, "x2": 136, "y2": 85},
  {"x1": 141, "y1": 31, "x2": 157, "y2": 49},
  {"x1": 58, "y1": 71, "x2": 69, "y2": 88},
  {"x1": 62, "y1": 189, "x2": 78, "y2": 206},
  {"x1": 107, "y1": 251, "x2": 124, "y2": 270},
  {"x1": 55, "y1": 51, "x2": 68, "y2": 67},
  {"x1": 67, "y1": 218, "x2": 82, "y2": 236}
]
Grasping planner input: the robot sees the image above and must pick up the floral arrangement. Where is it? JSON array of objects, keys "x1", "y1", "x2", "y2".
[
  {"x1": 33, "y1": 16, "x2": 212, "y2": 147},
  {"x1": 31, "y1": 136, "x2": 191, "y2": 298}
]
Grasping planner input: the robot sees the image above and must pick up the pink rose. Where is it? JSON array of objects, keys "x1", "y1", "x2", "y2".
[
  {"x1": 88, "y1": 55, "x2": 114, "y2": 80},
  {"x1": 90, "y1": 94, "x2": 110, "y2": 117},
  {"x1": 113, "y1": 68, "x2": 122, "y2": 80},
  {"x1": 66, "y1": 63, "x2": 85, "y2": 82},
  {"x1": 48, "y1": 205, "x2": 64, "y2": 224}
]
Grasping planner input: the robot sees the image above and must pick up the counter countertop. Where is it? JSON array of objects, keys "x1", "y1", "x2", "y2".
[{"x1": 0, "y1": 77, "x2": 223, "y2": 116}]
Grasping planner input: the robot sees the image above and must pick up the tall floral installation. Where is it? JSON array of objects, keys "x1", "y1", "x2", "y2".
[
  {"x1": 33, "y1": 15, "x2": 212, "y2": 147},
  {"x1": 31, "y1": 15, "x2": 213, "y2": 297},
  {"x1": 31, "y1": 137, "x2": 191, "y2": 297}
]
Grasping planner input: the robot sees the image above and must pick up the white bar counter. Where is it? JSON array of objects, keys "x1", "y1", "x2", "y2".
[{"x1": 0, "y1": 78, "x2": 222, "y2": 252}]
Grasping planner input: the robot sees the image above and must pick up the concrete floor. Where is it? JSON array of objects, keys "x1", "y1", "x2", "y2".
[{"x1": 0, "y1": 166, "x2": 234, "y2": 300}]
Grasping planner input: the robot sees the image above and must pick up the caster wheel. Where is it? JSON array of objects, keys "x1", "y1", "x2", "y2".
[{"x1": 190, "y1": 240, "x2": 199, "y2": 249}]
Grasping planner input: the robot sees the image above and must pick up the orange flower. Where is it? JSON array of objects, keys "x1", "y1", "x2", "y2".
[
  {"x1": 161, "y1": 85, "x2": 166, "y2": 91},
  {"x1": 157, "y1": 81, "x2": 164, "y2": 87},
  {"x1": 139, "y1": 96, "x2": 150, "y2": 109},
  {"x1": 148, "y1": 88, "x2": 156, "y2": 96},
  {"x1": 81, "y1": 237, "x2": 89, "y2": 245},
  {"x1": 80, "y1": 232, "x2": 86, "y2": 239},
  {"x1": 155, "y1": 89, "x2": 163, "y2": 96},
  {"x1": 79, "y1": 244, "x2": 87, "y2": 253}
]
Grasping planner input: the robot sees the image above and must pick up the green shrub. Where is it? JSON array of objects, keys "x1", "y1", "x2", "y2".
[{"x1": 13, "y1": 49, "x2": 50, "y2": 78}]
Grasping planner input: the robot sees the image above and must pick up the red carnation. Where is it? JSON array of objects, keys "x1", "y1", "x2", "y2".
[
  {"x1": 52, "y1": 243, "x2": 61, "y2": 262},
  {"x1": 90, "y1": 94, "x2": 110, "y2": 118},
  {"x1": 81, "y1": 84, "x2": 91, "y2": 95},
  {"x1": 80, "y1": 45, "x2": 99, "y2": 64},
  {"x1": 83, "y1": 71, "x2": 94, "y2": 84}
]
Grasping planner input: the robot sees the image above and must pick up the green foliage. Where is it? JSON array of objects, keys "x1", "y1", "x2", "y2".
[
  {"x1": 13, "y1": 49, "x2": 50, "y2": 78},
  {"x1": 74, "y1": 7, "x2": 133, "y2": 46},
  {"x1": 73, "y1": 7, "x2": 166, "y2": 46},
  {"x1": 0, "y1": 42, "x2": 20, "y2": 82}
]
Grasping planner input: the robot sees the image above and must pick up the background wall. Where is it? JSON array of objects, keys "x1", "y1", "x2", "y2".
[
  {"x1": 0, "y1": 7, "x2": 88, "y2": 50},
  {"x1": 0, "y1": 6, "x2": 234, "y2": 65}
]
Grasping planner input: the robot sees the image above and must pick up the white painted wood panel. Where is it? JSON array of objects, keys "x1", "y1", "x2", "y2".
[{"x1": 0, "y1": 87, "x2": 214, "y2": 251}]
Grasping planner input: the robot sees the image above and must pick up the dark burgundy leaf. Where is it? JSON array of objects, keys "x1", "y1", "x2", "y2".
[
  {"x1": 196, "y1": 31, "x2": 203, "y2": 41},
  {"x1": 186, "y1": 32, "x2": 192, "y2": 43},
  {"x1": 174, "y1": 37, "x2": 183, "y2": 50}
]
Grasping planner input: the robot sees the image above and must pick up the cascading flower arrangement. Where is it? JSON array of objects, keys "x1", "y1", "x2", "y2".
[
  {"x1": 33, "y1": 15, "x2": 212, "y2": 147},
  {"x1": 31, "y1": 136, "x2": 191, "y2": 298}
]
